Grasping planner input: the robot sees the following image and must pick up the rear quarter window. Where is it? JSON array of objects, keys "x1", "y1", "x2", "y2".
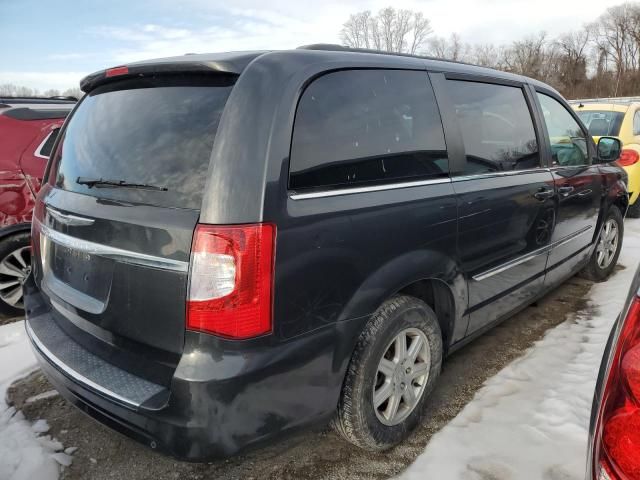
[
  {"x1": 289, "y1": 69, "x2": 448, "y2": 191},
  {"x1": 51, "y1": 75, "x2": 235, "y2": 210},
  {"x1": 36, "y1": 128, "x2": 60, "y2": 158}
]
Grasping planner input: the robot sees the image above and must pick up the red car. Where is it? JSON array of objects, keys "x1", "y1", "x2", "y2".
[{"x1": 0, "y1": 96, "x2": 75, "y2": 316}]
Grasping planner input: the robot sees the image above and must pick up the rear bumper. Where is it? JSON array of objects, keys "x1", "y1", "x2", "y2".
[
  {"x1": 623, "y1": 161, "x2": 640, "y2": 204},
  {"x1": 24, "y1": 276, "x2": 365, "y2": 460}
]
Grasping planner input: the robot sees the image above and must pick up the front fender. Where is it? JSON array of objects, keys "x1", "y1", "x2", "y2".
[
  {"x1": 0, "y1": 172, "x2": 35, "y2": 231},
  {"x1": 596, "y1": 165, "x2": 628, "y2": 240}
]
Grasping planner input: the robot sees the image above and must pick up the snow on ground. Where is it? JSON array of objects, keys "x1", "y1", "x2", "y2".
[
  {"x1": 0, "y1": 320, "x2": 71, "y2": 480},
  {"x1": 397, "y1": 218, "x2": 640, "y2": 480}
]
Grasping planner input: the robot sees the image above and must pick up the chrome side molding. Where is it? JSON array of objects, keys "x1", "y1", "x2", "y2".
[
  {"x1": 289, "y1": 177, "x2": 451, "y2": 200},
  {"x1": 472, "y1": 225, "x2": 593, "y2": 281}
]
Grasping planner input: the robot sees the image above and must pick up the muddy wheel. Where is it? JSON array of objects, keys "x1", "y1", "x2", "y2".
[
  {"x1": 580, "y1": 206, "x2": 623, "y2": 282},
  {"x1": 332, "y1": 295, "x2": 442, "y2": 450}
]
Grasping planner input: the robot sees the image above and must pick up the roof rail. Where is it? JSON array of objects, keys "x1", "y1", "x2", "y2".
[
  {"x1": 296, "y1": 43, "x2": 473, "y2": 66},
  {"x1": 0, "y1": 96, "x2": 77, "y2": 105},
  {"x1": 49, "y1": 95, "x2": 78, "y2": 101},
  {"x1": 569, "y1": 97, "x2": 640, "y2": 106}
]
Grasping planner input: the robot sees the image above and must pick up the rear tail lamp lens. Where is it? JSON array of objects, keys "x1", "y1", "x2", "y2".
[
  {"x1": 186, "y1": 223, "x2": 275, "y2": 339},
  {"x1": 593, "y1": 295, "x2": 640, "y2": 479},
  {"x1": 618, "y1": 149, "x2": 640, "y2": 167}
]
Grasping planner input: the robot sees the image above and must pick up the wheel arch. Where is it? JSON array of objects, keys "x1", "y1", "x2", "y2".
[
  {"x1": 0, "y1": 222, "x2": 31, "y2": 241},
  {"x1": 339, "y1": 249, "x2": 467, "y2": 355},
  {"x1": 396, "y1": 278, "x2": 457, "y2": 354}
]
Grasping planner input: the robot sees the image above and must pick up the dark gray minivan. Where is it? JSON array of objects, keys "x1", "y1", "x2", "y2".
[{"x1": 25, "y1": 45, "x2": 629, "y2": 460}]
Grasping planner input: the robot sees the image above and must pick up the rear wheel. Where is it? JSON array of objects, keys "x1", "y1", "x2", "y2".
[
  {"x1": 580, "y1": 206, "x2": 623, "y2": 282},
  {"x1": 333, "y1": 295, "x2": 442, "y2": 450},
  {"x1": 0, "y1": 232, "x2": 31, "y2": 317}
]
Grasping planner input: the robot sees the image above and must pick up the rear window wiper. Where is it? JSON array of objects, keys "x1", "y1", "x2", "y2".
[{"x1": 76, "y1": 177, "x2": 168, "y2": 191}]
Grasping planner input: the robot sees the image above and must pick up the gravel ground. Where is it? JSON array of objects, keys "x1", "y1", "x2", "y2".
[
  {"x1": 7, "y1": 274, "x2": 593, "y2": 480},
  {"x1": 0, "y1": 315, "x2": 22, "y2": 326}
]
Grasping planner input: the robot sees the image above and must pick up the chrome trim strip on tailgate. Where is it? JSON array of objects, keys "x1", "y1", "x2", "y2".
[
  {"x1": 36, "y1": 220, "x2": 188, "y2": 272},
  {"x1": 46, "y1": 206, "x2": 95, "y2": 226},
  {"x1": 26, "y1": 320, "x2": 140, "y2": 408}
]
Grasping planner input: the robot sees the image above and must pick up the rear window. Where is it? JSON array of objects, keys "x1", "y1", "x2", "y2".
[
  {"x1": 289, "y1": 69, "x2": 448, "y2": 191},
  {"x1": 52, "y1": 75, "x2": 235, "y2": 209},
  {"x1": 575, "y1": 110, "x2": 624, "y2": 136}
]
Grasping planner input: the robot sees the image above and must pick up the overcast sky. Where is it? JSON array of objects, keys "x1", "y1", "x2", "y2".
[{"x1": 0, "y1": 0, "x2": 629, "y2": 91}]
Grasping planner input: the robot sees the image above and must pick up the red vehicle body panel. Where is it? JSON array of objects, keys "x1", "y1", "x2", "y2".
[{"x1": 0, "y1": 115, "x2": 63, "y2": 230}]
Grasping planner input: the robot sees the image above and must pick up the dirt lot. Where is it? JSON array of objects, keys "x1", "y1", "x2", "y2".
[{"x1": 7, "y1": 275, "x2": 594, "y2": 480}]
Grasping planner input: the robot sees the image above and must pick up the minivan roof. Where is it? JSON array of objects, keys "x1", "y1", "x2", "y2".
[{"x1": 80, "y1": 45, "x2": 558, "y2": 95}]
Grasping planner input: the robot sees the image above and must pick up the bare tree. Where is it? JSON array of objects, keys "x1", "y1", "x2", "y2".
[
  {"x1": 340, "y1": 2, "x2": 640, "y2": 99},
  {"x1": 594, "y1": 5, "x2": 635, "y2": 74},
  {"x1": 0, "y1": 84, "x2": 39, "y2": 97},
  {"x1": 61, "y1": 87, "x2": 83, "y2": 99},
  {"x1": 503, "y1": 32, "x2": 549, "y2": 78},
  {"x1": 427, "y1": 33, "x2": 470, "y2": 61},
  {"x1": 471, "y1": 43, "x2": 502, "y2": 68},
  {"x1": 340, "y1": 7, "x2": 433, "y2": 54},
  {"x1": 0, "y1": 83, "x2": 83, "y2": 99},
  {"x1": 340, "y1": 11, "x2": 373, "y2": 49},
  {"x1": 554, "y1": 29, "x2": 591, "y2": 98}
]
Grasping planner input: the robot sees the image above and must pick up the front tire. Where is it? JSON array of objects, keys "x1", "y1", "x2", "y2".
[
  {"x1": 333, "y1": 295, "x2": 443, "y2": 450},
  {"x1": 0, "y1": 231, "x2": 31, "y2": 318},
  {"x1": 580, "y1": 206, "x2": 623, "y2": 282}
]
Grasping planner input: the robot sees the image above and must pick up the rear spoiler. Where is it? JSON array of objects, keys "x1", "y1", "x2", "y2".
[{"x1": 80, "y1": 54, "x2": 261, "y2": 93}]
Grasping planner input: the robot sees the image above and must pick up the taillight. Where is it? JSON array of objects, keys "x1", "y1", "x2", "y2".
[
  {"x1": 186, "y1": 223, "x2": 275, "y2": 339},
  {"x1": 593, "y1": 293, "x2": 640, "y2": 479},
  {"x1": 618, "y1": 149, "x2": 640, "y2": 167}
]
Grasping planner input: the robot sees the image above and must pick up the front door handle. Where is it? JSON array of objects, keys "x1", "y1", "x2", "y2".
[
  {"x1": 558, "y1": 186, "x2": 574, "y2": 196},
  {"x1": 533, "y1": 188, "x2": 554, "y2": 201}
]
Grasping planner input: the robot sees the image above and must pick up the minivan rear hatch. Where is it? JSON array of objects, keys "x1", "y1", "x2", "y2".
[{"x1": 31, "y1": 74, "x2": 236, "y2": 382}]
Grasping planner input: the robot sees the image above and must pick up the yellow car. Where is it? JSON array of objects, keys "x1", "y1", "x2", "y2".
[{"x1": 572, "y1": 99, "x2": 640, "y2": 217}]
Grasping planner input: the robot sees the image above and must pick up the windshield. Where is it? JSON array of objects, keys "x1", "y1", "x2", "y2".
[
  {"x1": 575, "y1": 110, "x2": 625, "y2": 137},
  {"x1": 51, "y1": 75, "x2": 235, "y2": 209}
]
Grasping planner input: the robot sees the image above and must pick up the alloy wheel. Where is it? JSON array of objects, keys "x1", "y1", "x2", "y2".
[
  {"x1": 373, "y1": 327, "x2": 431, "y2": 426},
  {"x1": 0, "y1": 246, "x2": 31, "y2": 309},
  {"x1": 596, "y1": 219, "x2": 619, "y2": 270}
]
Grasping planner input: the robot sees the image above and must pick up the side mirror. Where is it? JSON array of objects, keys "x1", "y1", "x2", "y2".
[{"x1": 597, "y1": 136, "x2": 622, "y2": 163}]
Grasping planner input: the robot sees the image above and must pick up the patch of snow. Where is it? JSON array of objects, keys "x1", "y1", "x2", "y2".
[
  {"x1": 0, "y1": 320, "x2": 71, "y2": 480},
  {"x1": 31, "y1": 419, "x2": 50, "y2": 434},
  {"x1": 397, "y1": 218, "x2": 640, "y2": 480},
  {"x1": 51, "y1": 452, "x2": 73, "y2": 467},
  {"x1": 0, "y1": 321, "x2": 38, "y2": 390},
  {"x1": 26, "y1": 390, "x2": 59, "y2": 404}
]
